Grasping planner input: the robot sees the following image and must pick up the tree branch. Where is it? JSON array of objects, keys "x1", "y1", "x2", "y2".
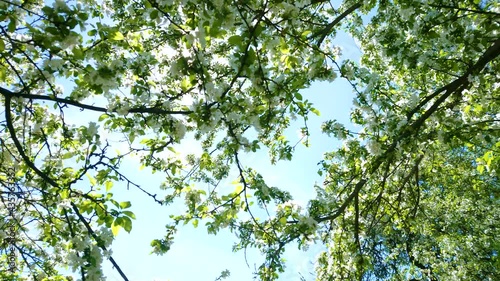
[
  {"x1": 407, "y1": 38, "x2": 500, "y2": 122},
  {"x1": 0, "y1": 87, "x2": 192, "y2": 115},
  {"x1": 316, "y1": 179, "x2": 366, "y2": 222},
  {"x1": 313, "y1": 2, "x2": 362, "y2": 47}
]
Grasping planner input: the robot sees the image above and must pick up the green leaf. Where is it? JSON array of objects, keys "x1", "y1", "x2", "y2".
[
  {"x1": 122, "y1": 210, "x2": 136, "y2": 219},
  {"x1": 119, "y1": 201, "x2": 131, "y2": 209},
  {"x1": 110, "y1": 199, "x2": 119, "y2": 208},
  {"x1": 45, "y1": 26, "x2": 59, "y2": 35},
  {"x1": 72, "y1": 48, "x2": 85, "y2": 60},
  {"x1": 61, "y1": 152, "x2": 73, "y2": 159},
  {"x1": 78, "y1": 12, "x2": 89, "y2": 21},
  {"x1": 150, "y1": 10, "x2": 159, "y2": 20},
  {"x1": 254, "y1": 23, "x2": 264, "y2": 37},
  {"x1": 8, "y1": 18, "x2": 16, "y2": 32},
  {"x1": 228, "y1": 35, "x2": 242, "y2": 46},
  {"x1": 121, "y1": 216, "x2": 133, "y2": 233},
  {"x1": 98, "y1": 114, "x2": 109, "y2": 121},
  {"x1": 60, "y1": 189, "x2": 69, "y2": 199},
  {"x1": 105, "y1": 181, "x2": 113, "y2": 192},
  {"x1": 477, "y1": 165, "x2": 485, "y2": 174},
  {"x1": 0, "y1": 38, "x2": 4, "y2": 52},
  {"x1": 86, "y1": 173, "x2": 97, "y2": 186},
  {"x1": 110, "y1": 31, "x2": 125, "y2": 41},
  {"x1": 301, "y1": 30, "x2": 312, "y2": 37},
  {"x1": 180, "y1": 77, "x2": 192, "y2": 91},
  {"x1": 310, "y1": 108, "x2": 320, "y2": 116},
  {"x1": 111, "y1": 217, "x2": 123, "y2": 236}
]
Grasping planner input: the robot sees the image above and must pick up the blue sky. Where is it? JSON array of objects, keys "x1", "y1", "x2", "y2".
[{"x1": 98, "y1": 28, "x2": 361, "y2": 280}]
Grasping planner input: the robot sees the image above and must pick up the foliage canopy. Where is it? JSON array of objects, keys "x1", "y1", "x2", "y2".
[{"x1": 1, "y1": 0, "x2": 499, "y2": 280}]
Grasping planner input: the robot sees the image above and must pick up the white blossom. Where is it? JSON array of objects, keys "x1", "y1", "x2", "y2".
[
  {"x1": 87, "y1": 122, "x2": 98, "y2": 137},
  {"x1": 366, "y1": 140, "x2": 382, "y2": 156},
  {"x1": 58, "y1": 199, "x2": 72, "y2": 210},
  {"x1": 116, "y1": 104, "x2": 130, "y2": 116},
  {"x1": 174, "y1": 121, "x2": 187, "y2": 139}
]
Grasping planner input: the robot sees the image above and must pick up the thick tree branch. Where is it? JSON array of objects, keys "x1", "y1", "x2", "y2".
[
  {"x1": 0, "y1": 87, "x2": 192, "y2": 115},
  {"x1": 313, "y1": 2, "x2": 362, "y2": 46},
  {"x1": 316, "y1": 179, "x2": 366, "y2": 222},
  {"x1": 407, "y1": 38, "x2": 500, "y2": 122}
]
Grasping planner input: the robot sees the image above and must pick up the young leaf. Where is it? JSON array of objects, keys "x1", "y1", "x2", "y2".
[{"x1": 110, "y1": 31, "x2": 125, "y2": 41}]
